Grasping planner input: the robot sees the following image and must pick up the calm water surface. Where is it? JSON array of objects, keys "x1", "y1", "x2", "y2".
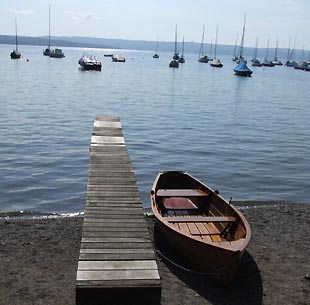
[{"x1": 0, "y1": 44, "x2": 309, "y2": 213}]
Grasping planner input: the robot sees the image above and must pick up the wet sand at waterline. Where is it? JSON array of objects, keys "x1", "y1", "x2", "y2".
[{"x1": 0, "y1": 201, "x2": 309, "y2": 305}]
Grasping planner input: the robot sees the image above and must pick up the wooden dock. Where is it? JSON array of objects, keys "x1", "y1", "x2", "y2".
[{"x1": 76, "y1": 116, "x2": 161, "y2": 305}]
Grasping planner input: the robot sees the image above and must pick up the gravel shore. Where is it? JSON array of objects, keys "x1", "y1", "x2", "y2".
[{"x1": 0, "y1": 202, "x2": 309, "y2": 305}]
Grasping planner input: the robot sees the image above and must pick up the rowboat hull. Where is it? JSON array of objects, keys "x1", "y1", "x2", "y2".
[{"x1": 151, "y1": 171, "x2": 251, "y2": 284}]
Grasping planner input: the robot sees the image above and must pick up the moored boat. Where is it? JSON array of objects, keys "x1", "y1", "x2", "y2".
[
  {"x1": 198, "y1": 25, "x2": 209, "y2": 63},
  {"x1": 251, "y1": 38, "x2": 262, "y2": 67},
  {"x1": 209, "y1": 26, "x2": 223, "y2": 68},
  {"x1": 153, "y1": 34, "x2": 160, "y2": 59},
  {"x1": 234, "y1": 61, "x2": 253, "y2": 76},
  {"x1": 272, "y1": 38, "x2": 283, "y2": 65},
  {"x1": 79, "y1": 55, "x2": 102, "y2": 71},
  {"x1": 43, "y1": 5, "x2": 52, "y2": 56},
  {"x1": 49, "y1": 48, "x2": 65, "y2": 58},
  {"x1": 151, "y1": 171, "x2": 251, "y2": 284},
  {"x1": 112, "y1": 54, "x2": 126, "y2": 62},
  {"x1": 234, "y1": 15, "x2": 252, "y2": 76},
  {"x1": 169, "y1": 59, "x2": 179, "y2": 68},
  {"x1": 178, "y1": 37, "x2": 185, "y2": 63},
  {"x1": 10, "y1": 19, "x2": 21, "y2": 59}
]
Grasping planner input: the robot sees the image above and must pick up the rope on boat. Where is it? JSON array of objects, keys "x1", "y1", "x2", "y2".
[{"x1": 155, "y1": 248, "x2": 234, "y2": 278}]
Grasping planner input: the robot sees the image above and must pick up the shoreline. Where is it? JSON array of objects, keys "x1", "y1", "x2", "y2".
[{"x1": 0, "y1": 201, "x2": 309, "y2": 305}]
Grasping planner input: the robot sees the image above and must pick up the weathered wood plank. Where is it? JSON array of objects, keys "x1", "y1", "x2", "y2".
[
  {"x1": 79, "y1": 253, "x2": 156, "y2": 261},
  {"x1": 78, "y1": 260, "x2": 158, "y2": 270},
  {"x1": 77, "y1": 270, "x2": 160, "y2": 281},
  {"x1": 80, "y1": 242, "x2": 154, "y2": 249}
]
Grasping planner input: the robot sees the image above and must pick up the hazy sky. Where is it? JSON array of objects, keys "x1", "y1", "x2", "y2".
[{"x1": 1, "y1": 0, "x2": 309, "y2": 49}]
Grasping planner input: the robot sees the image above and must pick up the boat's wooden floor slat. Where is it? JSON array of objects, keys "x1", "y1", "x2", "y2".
[{"x1": 76, "y1": 116, "x2": 161, "y2": 305}]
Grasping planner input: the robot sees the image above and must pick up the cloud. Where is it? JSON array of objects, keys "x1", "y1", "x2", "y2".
[
  {"x1": 8, "y1": 8, "x2": 34, "y2": 15},
  {"x1": 72, "y1": 12, "x2": 99, "y2": 21}
]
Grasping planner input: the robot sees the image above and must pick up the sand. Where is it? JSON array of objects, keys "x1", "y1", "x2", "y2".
[{"x1": 0, "y1": 202, "x2": 309, "y2": 305}]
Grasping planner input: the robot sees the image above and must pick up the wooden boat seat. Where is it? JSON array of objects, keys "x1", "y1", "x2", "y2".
[
  {"x1": 163, "y1": 197, "x2": 198, "y2": 210},
  {"x1": 166, "y1": 216, "x2": 236, "y2": 223},
  {"x1": 157, "y1": 189, "x2": 208, "y2": 197}
]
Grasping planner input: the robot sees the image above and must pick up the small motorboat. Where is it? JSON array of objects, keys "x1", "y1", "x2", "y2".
[
  {"x1": 49, "y1": 48, "x2": 65, "y2": 58},
  {"x1": 79, "y1": 55, "x2": 102, "y2": 71},
  {"x1": 112, "y1": 54, "x2": 126, "y2": 62},
  {"x1": 151, "y1": 171, "x2": 251, "y2": 284}
]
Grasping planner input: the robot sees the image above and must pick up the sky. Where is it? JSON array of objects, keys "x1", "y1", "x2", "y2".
[{"x1": 1, "y1": 0, "x2": 309, "y2": 49}]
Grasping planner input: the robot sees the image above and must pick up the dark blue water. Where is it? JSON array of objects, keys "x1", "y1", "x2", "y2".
[{"x1": 0, "y1": 44, "x2": 309, "y2": 213}]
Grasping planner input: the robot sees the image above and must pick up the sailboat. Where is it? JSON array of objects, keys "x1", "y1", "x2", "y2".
[
  {"x1": 44, "y1": 5, "x2": 65, "y2": 58},
  {"x1": 43, "y1": 5, "x2": 52, "y2": 56},
  {"x1": 285, "y1": 38, "x2": 297, "y2": 67},
  {"x1": 178, "y1": 37, "x2": 185, "y2": 63},
  {"x1": 294, "y1": 45, "x2": 308, "y2": 70},
  {"x1": 210, "y1": 26, "x2": 223, "y2": 68},
  {"x1": 169, "y1": 24, "x2": 179, "y2": 68},
  {"x1": 251, "y1": 38, "x2": 262, "y2": 67},
  {"x1": 173, "y1": 24, "x2": 179, "y2": 60},
  {"x1": 272, "y1": 38, "x2": 283, "y2": 65},
  {"x1": 232, "y1": 33, "x2": 239, "y2": 61},
  {"x1": 234, "y1": 14, "x2": 253, "y2": 77},
  {"x1": 153, "y1": 34, "x2": 159, "y2": 59},
  {"x1": 198, "y1": 25, "x2": 209, "y2": 63},
  {"x1": 262, "y1": 38, "x2": 275, "y2": 67},
  {"x1": 10, "y1": 19, "x2": 21, "y2": 59}
]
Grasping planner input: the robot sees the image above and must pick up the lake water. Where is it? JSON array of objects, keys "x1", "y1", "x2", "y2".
[{"x1": 0, "y1": 44, "x2": 309, "y2": 213}]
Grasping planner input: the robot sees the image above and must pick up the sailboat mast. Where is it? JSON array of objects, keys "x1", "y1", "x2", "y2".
[
  {"x1": 15, "y1": 18, "x2": 18, "y2": 51},
  {"x1": 199, "y1": 25, "x2": 205, "y2": 57},
  {"x1": 275, "y1": 37, "x2": 279, "y2": 60},
  {"x1": 174, "y1": 24, "x2": 178, "y2": 55},
  {"x1": 233, "y1": 33, "x2": 238, "y2": 57},
  {"x1": 240, "y1": 14, "x2": 246, "y2": 58},
  {"x1": 265, "y1": 38, "x2": 270, "y2": 60},
  {"x1": 48, "y1": 5, "x2": 51, "y2": 48},
  {"x1": 214, "y1": 26, "x2": 218, "y2": 58},
  {"x1": 254, "y1": 37, "x2": 258, "y2": 59},
  {"x1": 286, "y1": 38, "x2": 291, "y2": 60},
  {"x1": 181, "y1": 37, "x2": 184, "y2": 56}
]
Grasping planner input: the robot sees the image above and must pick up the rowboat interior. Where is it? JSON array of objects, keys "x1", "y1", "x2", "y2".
[{"x1": 153, "y1": 174, "x2": 247, "y2": 250}]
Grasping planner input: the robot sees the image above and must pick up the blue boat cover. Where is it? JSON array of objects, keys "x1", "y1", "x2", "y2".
[{"x1": 234, "y1": 61, "x2": 252, "y2": 73}]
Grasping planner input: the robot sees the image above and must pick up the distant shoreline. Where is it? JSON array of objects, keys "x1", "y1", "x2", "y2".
[{"x1": 1, "y1": 34, "x2": 304, "y2": 58}]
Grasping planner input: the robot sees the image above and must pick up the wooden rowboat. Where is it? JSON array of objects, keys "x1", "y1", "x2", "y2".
[{"x1": 151, "y1": 171, "x2": 251, "y2": 284}]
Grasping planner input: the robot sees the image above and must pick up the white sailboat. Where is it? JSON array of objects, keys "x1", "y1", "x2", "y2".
[
  {"x1": 262, "y1": 38, "x2": 275, "y2": 67},
  {"x1": 209, "y1": 26, "x2": 223, "y2": 68},
  {"x1": 198, "y1": 25, "x2": 209, "y2": 63},
  {"x1": 272, "y1": 38, "x2": 283, "y2": 65}
]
